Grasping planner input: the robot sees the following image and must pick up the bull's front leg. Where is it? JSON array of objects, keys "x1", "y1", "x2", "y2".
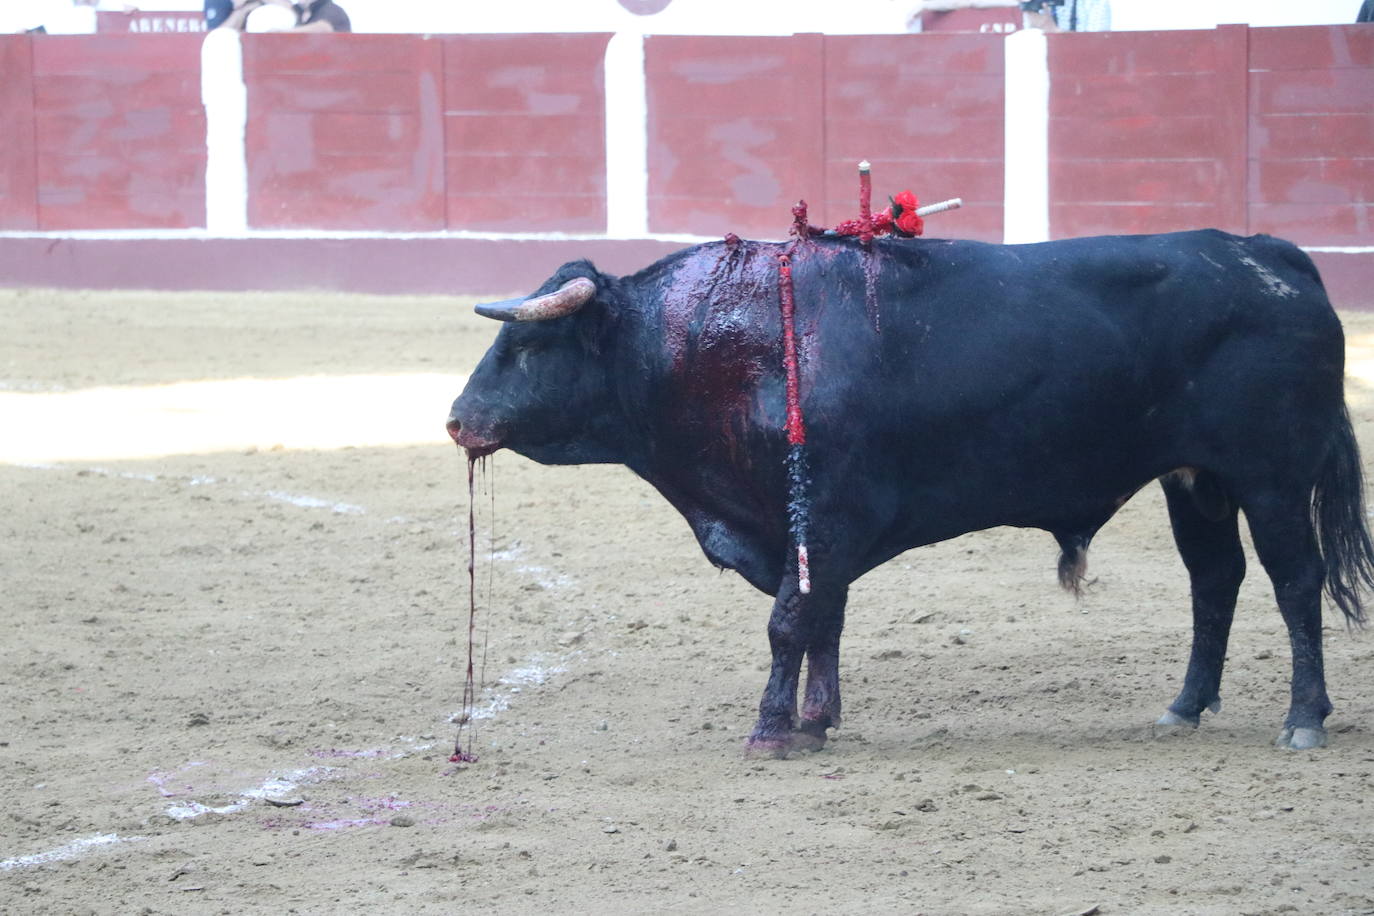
[
  {"x1": 746, "y1": 577, "x2": 847, "y2": 758},
  {"x1": 796, "y1": 599, "x2": 845, "y2": 750}
]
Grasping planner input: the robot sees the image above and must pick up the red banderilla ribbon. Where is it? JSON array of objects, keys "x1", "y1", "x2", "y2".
[
  {"x1": 777, "y1": 254, "x2": 811, "y2": 594},
  {"x1": 778, "y1": 256, "x2": 805, "y2": 448}
]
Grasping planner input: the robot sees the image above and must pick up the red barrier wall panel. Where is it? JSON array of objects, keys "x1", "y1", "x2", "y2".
[
  {"x1": 0, "y1": 37, "x2": 38, "y2": 230},
  {"x1": 1254, "y1": 113, "x2": 1374, "y2": 159},
  {"x1": 1055, "y1": 72, "x2": 1223, "y2": 121},
  {"x1": 32, "y1": 33, "x2": 202, "y2": 72},
  {"x1": 1255, "y1": 158, "x2": 1374, "y2": 204},
  {"x1": 1250, "y1": 68, "x2": 1373, "y2": 115},
  {"x1": 1049, "y1": 28, "x2": 1248, "y2": 238},
  {"x1": 445, "y1": 112, "x2": 602, "y2": 155},
  {"x1": 30, "y1": 35, "x2": 205, "y2": 229},
  {"x1": 244, "y1": 34, "x2": 444, "y2": 231},
  {"x1": 442, "y1": 34, "x2": 610, "y2": 233},
  {"x1": 645, "y1": 35, "x2": 824, "y2": 239},
  {"x1": 4, "y1": 28, "x2": 1367, "y2": 250},
  {"x1": 1054, "y1": 111, "x2": 1228, "y2": 161},
  {"x1": 1247, "y1": 26, "x2": 1373, "y2": 246},
  {"x1": 1249, "y1": 203, "x2": 1370, "y2": 241},
  {"x1": 825, "y1": 34, "x2": 1004, "y2": 241},
  {"x1": 646, "y1": 33, "x2": 1002, "y2": 240},
  {"x1": 1248, "y1": 24, "x2": 1374, "y2": 70}
]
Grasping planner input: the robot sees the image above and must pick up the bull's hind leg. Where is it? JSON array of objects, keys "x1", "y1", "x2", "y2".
[
  {"x1": 1156, "y1": 473, "x2": 1246, "y2": 732},
  {"x1": 1244, "y1": 494, "x2": 1332, "y2": 749},
  {"x1": 746, "y1": 575, "x2": 848, "y2": 758}
]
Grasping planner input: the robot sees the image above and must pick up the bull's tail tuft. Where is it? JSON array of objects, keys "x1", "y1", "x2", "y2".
[
  {"x1": 1054, "y1": 532, "x2": 1092, "y2": 597},
  {"x1": 1313, "y1": 402, "x2": 1374, "y2": 627}
]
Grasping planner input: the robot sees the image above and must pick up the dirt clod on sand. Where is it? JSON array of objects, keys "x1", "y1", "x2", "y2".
[{"x1": 2, "y1": 288, "x2": 1374, "y2": 913}]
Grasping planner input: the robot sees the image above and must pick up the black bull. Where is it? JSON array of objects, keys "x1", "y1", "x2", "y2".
[{"x1": 446, "y1": 229, "x2": 1374, "y2": 756}]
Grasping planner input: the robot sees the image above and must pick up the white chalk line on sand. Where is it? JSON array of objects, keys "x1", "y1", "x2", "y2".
[
  {"x1": 263, "y1": 490, "x2": 366, "y2": 514},
  {"x1": 143, "y1": 641, "x2": 574, "y2": 829},
  {"x1": 1, "y1": 464, "x2": 579, "y2": 862},
  {"x1": 1, "y1": 675, "x2": 574, "y2": 866},
  {"x1": 467, "y1": 651, "x2": 576, "y2": 723},
  {"x1": 12, "y1": 462, "x2": 383, "y2": 520},
  {"x1": 0, "y1": 833, "x2": 145, "y2": 871},
  {"x1": 149, "y1": 761, "x2": 346, "y2": 822}
]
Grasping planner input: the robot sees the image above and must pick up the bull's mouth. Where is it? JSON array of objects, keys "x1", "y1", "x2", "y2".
[
  {"x1": 446, "y1": 417, "x2": 501, "y2": 460},
  {"x1": 462, "y1": 442, "x2": 499, "y2": 460}
]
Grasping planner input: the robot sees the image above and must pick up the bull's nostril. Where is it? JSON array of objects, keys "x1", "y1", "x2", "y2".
[{"x1": 445, "y1": 416, "x2": 462, "y2": 443}]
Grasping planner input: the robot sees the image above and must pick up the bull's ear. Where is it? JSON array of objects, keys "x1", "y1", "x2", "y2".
[{"x1": 474, "y1": 277, "x2": 596, "y2": 322}]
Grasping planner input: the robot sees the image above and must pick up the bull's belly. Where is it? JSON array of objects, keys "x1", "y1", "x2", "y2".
[{"x1": 861, "y1": 449, "x2": 1173, "y2": 567}]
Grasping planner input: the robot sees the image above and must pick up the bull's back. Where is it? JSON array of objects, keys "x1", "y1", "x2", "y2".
[
  {"x1": 798, "y1": 230, "x2": 1344, "y2": 542},
  {"x1": 839, "y1": 230, "x2": 1339, "y2": 429}
]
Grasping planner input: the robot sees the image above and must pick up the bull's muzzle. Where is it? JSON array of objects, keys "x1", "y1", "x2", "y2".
[{"x1": 445, "y1": 413, "x2": 499, "y2": 458}]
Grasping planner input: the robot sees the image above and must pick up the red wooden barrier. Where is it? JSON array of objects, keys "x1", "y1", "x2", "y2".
[
  {"x1": 243, "y1": 34, "x2": 446, "y2": 231},
  {"x1": 1248, "y1": 26, "x2": 1374, "y2": 246},
  {"x1": 1049, "y1": 24, "x2": 1372, "y2": 244},
  {"x1": 645, "y1": 33, "x2": 1005, "y2": 241},
  {"x1": 0, "y1": 37, "x2": 38, "y2": 230},
  {"x1": 0, "y1": 28, "x2": 1368, "y2": 248},
  {"x1": 1048, "y1": 26, "x2": 1249, "y2": 238},
  {"x1": 824, "y1": 33, "x2": 1005, "y2": 241},
  {"x1": 29, "y1": 34, "x2": 206, "y2": 230},
  {"x1": 441, "y1": 34, "x2": 611, "y2": 233},
  {"x1": 645, "y1": 35, "x2": 816, "y2": 238}
]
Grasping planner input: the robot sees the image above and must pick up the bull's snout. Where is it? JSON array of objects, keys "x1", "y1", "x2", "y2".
[{"x1": 445, "y1": 405, "x2": 500, "y2": 457}]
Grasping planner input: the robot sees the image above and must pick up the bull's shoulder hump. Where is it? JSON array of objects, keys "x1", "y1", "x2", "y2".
[{"x1": 1000, "y1": 232, "x2": 1311, "y2": 294}]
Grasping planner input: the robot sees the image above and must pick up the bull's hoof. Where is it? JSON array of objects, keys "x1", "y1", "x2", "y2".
[
  {"x1": 743, "y1": 735, "x2": 793, "y2": 759},
  {"x1": 1151, "y1": 709, "x2": 1200, "y2": 738},
  {"x1": 1152, "y1": 697, "x2": 1220, "y2": 738},
  {"x1": 1275, "y1": 726, "x2": 1327, "y2": 750},
  {"x1": 744, "y1": 723, "x2": 831, "y2": 758},
  {"x1": 791, "y1": 719, "x2": 830, "y2": 753}
]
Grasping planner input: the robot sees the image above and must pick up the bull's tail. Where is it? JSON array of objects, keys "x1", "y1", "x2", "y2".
[{"x1": 1313, "y1": 402, "x2": 1374, "y2": 627}]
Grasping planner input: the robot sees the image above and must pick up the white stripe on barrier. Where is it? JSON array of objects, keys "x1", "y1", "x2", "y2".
[
  {"x1": 200, "y1": 29, "x2": 249, "y2": 235},
  {"x1": 1003, "y1": 28, "x2": 1051, "y2": 245},
  {"x1": 605, "y1": 31, "x2": 650, "y2": 238}
]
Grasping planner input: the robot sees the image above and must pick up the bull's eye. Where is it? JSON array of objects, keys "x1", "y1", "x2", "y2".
[{"x1": 511, "y1": 337, "x2": 547, "y2": 372}]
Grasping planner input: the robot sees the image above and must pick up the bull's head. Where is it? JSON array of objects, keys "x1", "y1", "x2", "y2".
[{"x1": 446, "y1": 265, "x2": 624, "y2": 465}]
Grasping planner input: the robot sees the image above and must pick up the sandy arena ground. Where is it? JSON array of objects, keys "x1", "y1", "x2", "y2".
[{"x1": 2, "y1": 286, "x2": 1373, "y2": 915}]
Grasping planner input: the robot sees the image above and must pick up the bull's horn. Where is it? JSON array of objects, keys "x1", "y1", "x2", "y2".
[{"x1": 474, "y1": 277, "x2": 597, "y2": 322}]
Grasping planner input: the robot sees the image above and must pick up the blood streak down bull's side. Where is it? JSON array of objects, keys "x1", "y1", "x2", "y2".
[{"x1": 445, "y1": 229, "x2": 1374, "y2": 757}]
